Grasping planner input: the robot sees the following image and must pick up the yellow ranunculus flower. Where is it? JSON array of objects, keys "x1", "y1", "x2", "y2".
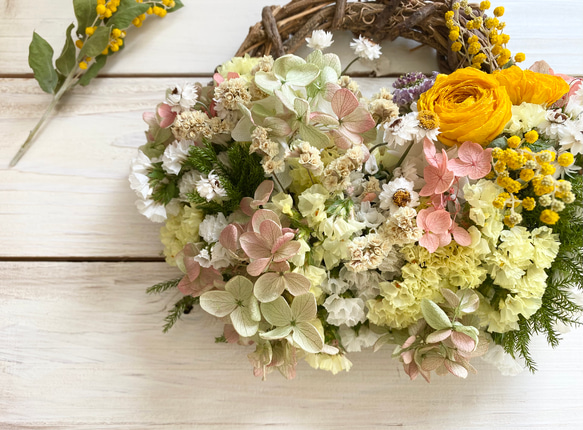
[
  {"x1": 493, "y1": 66, "x2": 569, "y2": 106},
  {"x1": 418, "y1": 68, "x2": 512, "y2": 146}
]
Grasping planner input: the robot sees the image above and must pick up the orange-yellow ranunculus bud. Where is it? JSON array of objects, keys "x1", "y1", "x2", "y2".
[
  {"x1": 494, "y1": 66, "x2": 570, "y2": 106},
  {"x1": 418, "y1": 67, "x2": 512, "y2": 147}
]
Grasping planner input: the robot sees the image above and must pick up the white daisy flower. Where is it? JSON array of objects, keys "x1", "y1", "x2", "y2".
[
  {"x1": 350, "y1": 35, "x2": 382, "y2": 60},
  {"x1": 166, "y1": 82, "x2": 199, "y2": 113},
  {"x1": 379, "y1": 177, "x2": 419, "y2": 213},
  {"x1": 383, "y1": 112, "x2": 419, "y2": 148},
  {"x1": 305, "y1": 29, "x2": 334, "y2": 50},
  {"x1": 196, "y1": 171, "x2": 228, "y2": 202},
  {"x1": 161, "y1": 139, "x2": 193, "y2": 175}
]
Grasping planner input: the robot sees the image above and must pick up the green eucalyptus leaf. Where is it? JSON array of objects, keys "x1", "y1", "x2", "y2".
[
  {"x1": 108, "y1": 0, "x2": 151, "y2": 29},
  {"x1": 73, "y1": 0, "x2": 98, "y2": 37},
  {"x1": 421, "y1": 299, "x2": 452, "y2": 331},
  {"x1": 79, "y1": 26, "x2": 111, "y2": 58},
  {"x1": 55, "y1": 23, "x2": 77, "y2": 76},
  {"x1": 29, "y1": 32, "x2": 58, "y2": 94},
  {"x1": 78, "y1": 54, "x2": 107, "y2": 86}
]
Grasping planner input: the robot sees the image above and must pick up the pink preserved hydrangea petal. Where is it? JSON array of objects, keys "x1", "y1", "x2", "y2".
[
  {"x1": 452, "y1": 224, "x2": 472, "y2": 246},
  {"x1": 273, "y1": 240, "x2": 301, "y2": 262},
  {"x1": 282, "y1": 272, "x2": 311, "y2": 296},
  {"x1": 444, "y1": 359, "x2": 468, "y2": 378},
  {"x1": 437, "y1": 232, "x2": 452, "y2": 247},
  {"x1": 251, "y1": 209, "x2": 281, "y2": 233},
  {"x1": 450, "y1": 331, "x2": 476, "y2": 353},
  {"x1": 419, "y1": 232, "x2": 440, "y2": 253},
  {"x1": 449, "y1": 141, "x2": 493, "y2": 180},
  {"x1": 259, "y1": 219, "x2": 283, "y2": 249},
  {"x1": 332, "y1": 88, "x2": 359, "y2": 119},
  {"x1": 239, "y1": 232, "x2": 272, "y2": 259},
  {"x1": 219, "y1": 224, "x2": 241, "y2": 253},
  {"x1": 247, "y1": 257, "x2": 272, "y2": 277},
  {"x1": 271, "y1": 232, "x2": 294, "y2": 255},
  {"x1": 423, "y1": 137, "x2": 439, "y2": 167},
  {"x1": 343, "y1": 107, "x2": 376, "y2": 134},
  {"x1": 425, "y1": 209, "x2": 452, "y2": 234}
]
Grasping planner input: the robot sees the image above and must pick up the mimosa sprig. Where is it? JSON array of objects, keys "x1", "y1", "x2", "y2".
[{"x1": 9, "y1": 0, "x2": 183, "y2": 167}]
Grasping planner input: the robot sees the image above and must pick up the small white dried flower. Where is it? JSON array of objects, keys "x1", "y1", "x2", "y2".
[
  {"x1": 350, "y1": 35, "x2": 382, "y2": 60},
  {"x1": 306, "y1": 30, "x2": 334, "y2": 50}
]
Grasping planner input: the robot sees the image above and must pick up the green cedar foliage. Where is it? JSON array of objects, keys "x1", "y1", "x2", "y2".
[
  {"x1": 184, "y1": 141, "x2": 266, "y2": 215},
  {"x1": 163, "y1": 296, "x2": 199, "y2": 333},
  {"x1": 493, "y1": 174, "x2": 583, "y2": 371}
]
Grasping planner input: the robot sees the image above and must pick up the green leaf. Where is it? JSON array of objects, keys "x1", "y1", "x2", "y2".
[
  {"x1": 200, "y1": 290, "x2": 237, "y2": 317},
  {"x1": 73, "y1": 0, "x2": 98, "y2": 38},
  {"x1": 421, "y1": 299, "x2": 452, "y2": 331},
  {"x1": 168, "y1": 0, "x2": 184, "y2": 12},
  {"x1": 79, "y1": 26, "x2": 111, "y2": 58},
  {"x1": 261, "y1": 296, "x2": 292, "y2": 327},
  {"x1": 78, "y1": 54, "x2": 107, "y2": 86},
  {"x1": 29, "y1": 32, "x2": 58, "y2": 94},
  {"x1": 108, "y1": 0, "x2": 151, "y2": 29},
  {"x1": 55, "y1": 24, "x2": 77, "y2": 77}
]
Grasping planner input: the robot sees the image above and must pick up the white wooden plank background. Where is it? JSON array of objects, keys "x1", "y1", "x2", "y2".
[{"x1": 1, "y1": 0, "x2": 583, "y2": 428}]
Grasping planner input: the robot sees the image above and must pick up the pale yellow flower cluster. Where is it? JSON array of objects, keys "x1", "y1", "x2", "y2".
[
  {"x1": 160, "y1": 205, "x2": 204, "y2": 265},
  {"x1": 367, "y1": 242, "x2": 487, "y2": 329}
]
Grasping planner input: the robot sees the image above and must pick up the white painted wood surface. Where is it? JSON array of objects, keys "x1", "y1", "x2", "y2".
[
  {"x1": 2, "y1": 262, "x2": 583, "y2": 429},
  {"x1": 1, "y1": 0, "x2": 583, "y2": 428}
]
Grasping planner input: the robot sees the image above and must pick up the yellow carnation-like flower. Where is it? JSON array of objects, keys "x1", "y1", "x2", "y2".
[
  {"x1": 418, "y1": 67, "x2": 512, "y2": 146},
  {"x1": 493, "y1": 66, "x2": 569, "y2": 106},
  {"x1": 160, "y1": 205, "x2": 204, "y2": 265}
]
